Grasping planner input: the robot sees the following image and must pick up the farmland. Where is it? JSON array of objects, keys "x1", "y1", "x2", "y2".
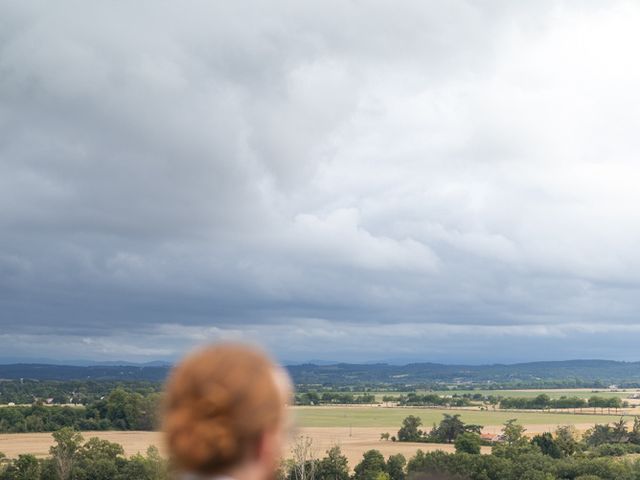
[
  {"x1": 292, "y1": 405, "x2": 632, "y2": 428},
  {"x1": 1, "y1": 404, "x2": 631, "y2": 460},
  {"x1": 3, "y1": 385, "x2": 640, "y2": 479},
  {"x1": 0, "y1": 427, "x2": 493, "y2": 467},
  {"x1": 425, "y1": 388, "x2": 639, "y2": 400},
  {"x1": 341, "y1": 388, "x2": 640, "y2": 402}
]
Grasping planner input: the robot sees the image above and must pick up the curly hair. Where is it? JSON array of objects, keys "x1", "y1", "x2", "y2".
[{"x1": 163, "y1": 344, "x2": 287, "y2": 475}]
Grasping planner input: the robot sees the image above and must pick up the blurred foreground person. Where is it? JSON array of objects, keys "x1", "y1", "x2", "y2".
[{"x1": 164, "y1": 344, "x2": 292, "y2": 480}]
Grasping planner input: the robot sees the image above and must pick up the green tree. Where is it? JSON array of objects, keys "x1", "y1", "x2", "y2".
[
  {"x1": 502, "y1": 419, "x2": 527, "y2": 446},
  {"x1": 141, "y1": 445, "x2": 168, "y2": 480},
  {"x1": 50, "y1": 428, "x2": 83, "y2": 480},
  {"x1": 584, "y1": 424, "x2": 614, "y2": 447},
  {"x1": 454, "y1": 432, "x2": 482, "y2": 454},
  {"x1": 78, "y1": 437, "x2": 124, "y2": 461},
  {"x1": 531, "y1": 433, "x2": 562, "y2": 458},
  {"x1": 611, "y1": 418, "x2": 628, "y2": 443},
  {"x1": 429, "y1": 414, "x2": 480, "y2": 443},
  {"x1": 115, "y1": 446, "x2": 168, "y2": 480},
  {"x1": 628, "y1": 417, "x2": 640, "y2": 444},
  {"x1": 106, "y1": 388, "x2": 143, "y2": 430},
  {"x1": 316, "y1": 446, "x2": 349, "y2": 480},
  {"x1": 10, "y1": 455, "x2": 40, "y2": 480},
  {"x1": 554, "y1": 425, "x2": 579, "y2": 456},
  {"x1": 397, "y1": 416, "x2": 423, "y2": 442},
  {"x1": 385, "y1": 454, "x2": 406, "y2": 480},
  {"x1": 353, "y1": 450, "x2": 386, "y2": 480}
]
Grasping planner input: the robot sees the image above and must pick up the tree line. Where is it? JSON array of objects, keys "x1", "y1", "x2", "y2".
[
  {"x1": 295, "y1": 392, "x2": 376, "y2": 405},
  {"x1": 378, "y1": 392, "x2": 629, "y2": 411},
  {"x1": 0, "y1": 380, "x2": 162, "y2": 406},
  {"x1": 382, "y1": 393, "x2": 472, "y2": 407},
  {"x1": 390, "y1": 414, "x2": 482, "y2": 444},
  {"x1": 499, "y1": 394, "x2": 626, "y2": 412},
  {"x1": 0, "y1": 388, "x2": 159, "y2": 433},
  {"x1": 394, "y1": 413, "x2": 640, "y2": 449}
]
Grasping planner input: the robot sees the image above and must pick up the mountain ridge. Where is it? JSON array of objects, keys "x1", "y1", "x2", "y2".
[{"x1": 1, "y1": 359, "x2": 640, "y2": 385}]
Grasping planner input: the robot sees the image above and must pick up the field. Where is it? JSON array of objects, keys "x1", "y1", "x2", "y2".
[
  {"x1": 344, "y1": 388, "x2": 640, "y2": 402},
  {"x1": 292, "y1": 405, "x2": 632, "y2": 428},
  {"x1": 0, "y1": 428, "x2": 491, "y2": 467},
  {"x1": 424, "y1": 388, "x2": 640, "y2": 400},
  {"x1": 1, "y1": 405, "x2": 634, "y2": 465},
  {"x1": 0, "y1": 431, "x2": 164, "y2": 459}
]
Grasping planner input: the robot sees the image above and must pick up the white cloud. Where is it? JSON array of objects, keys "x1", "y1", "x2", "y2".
[{"x1": 1, "y1": 1, "x2": 640, "y2": 361}]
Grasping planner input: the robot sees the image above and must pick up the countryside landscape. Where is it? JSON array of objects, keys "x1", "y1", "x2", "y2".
[
  {"x1": 4, "y1": 1, "x2": 640, "y2": 479},
  {"x1": 5, "y1": 361, "x2": 640, "y2": 478}
]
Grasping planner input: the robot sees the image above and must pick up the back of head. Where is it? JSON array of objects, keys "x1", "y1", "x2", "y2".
[{"x1": 163, "y1": 343, "x2": 289, "y2": 477}]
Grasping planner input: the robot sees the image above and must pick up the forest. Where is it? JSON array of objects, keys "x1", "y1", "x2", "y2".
[{"x1": 0, "y1": 389, "x2": 159, "y2": 433}]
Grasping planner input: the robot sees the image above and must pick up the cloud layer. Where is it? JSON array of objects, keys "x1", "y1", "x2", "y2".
[{"x1": 2, "y1": 1, "x2": 640, "y2": 363}]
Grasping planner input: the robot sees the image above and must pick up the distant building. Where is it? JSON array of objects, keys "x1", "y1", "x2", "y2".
[{"x1": 481, "y1": 433, "x2": 504, "y2": 443}]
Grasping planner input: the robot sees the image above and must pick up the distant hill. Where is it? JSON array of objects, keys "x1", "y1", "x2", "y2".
[
  {"x1": 286, "y1": 360, "x2": 640, "y2": 386},
  {"x1": 2, "y1": 359, "x2": 640, "y2": 386},
  {"x1": 0, "y1": 364, "x2": 171, "y2": 381}
]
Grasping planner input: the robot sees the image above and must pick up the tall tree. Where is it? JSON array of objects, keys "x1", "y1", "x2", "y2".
[
  {"x1": 554, "y1": 425, "x2": 579, "y2": 456},
  {"x1": 397, "y1": 416, "x2": 423, "y2": 442},
  {"x1": 49, "y1": 428, "x2": 83, "y2": 480},
  {"x1": 290, "y1": 436, "x2": 317, "y2": 480},
  {"x1": 316, "y1": 446, "x2": 349, "y2": 480},
  {"x1": 502, "y1": 419, "x2": 526, "y2": 446},
  {"x1": 353, "y1": 450, "x2": 387, "y2": 480},
  {"x1": 454, "y1": 432, "x2": 482, "y2": 454},
  {"x1": 386, "y1": 454, "x2": 406, "y2": 480},
  {"x1": 531, "y1": 433, "x2": 562, "y2": 458},
  {"x1": 11, "y1": 454, "x2": 40, "y2": 480},
  {"x1": 430, "y1": 414, "x2": 471, "y2": 443}
]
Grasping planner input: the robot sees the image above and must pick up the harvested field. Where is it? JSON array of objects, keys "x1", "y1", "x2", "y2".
[
  {"x1": 289, "y1": 427, "x2": 492, "y2": 467},
  {"x1": 0, "y1": 428, "x2": 486, "y2": 467},
  {"x1": 0, "y1": 405, "x2": 632, "y2": 466},
  {"x1": 0, "y1": 431, "x2": 164, "y2": 459}
]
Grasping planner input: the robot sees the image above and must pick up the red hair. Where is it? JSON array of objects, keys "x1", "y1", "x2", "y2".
[{"x1": 163, "y1": 344, "x2": 286, "y2": 475}]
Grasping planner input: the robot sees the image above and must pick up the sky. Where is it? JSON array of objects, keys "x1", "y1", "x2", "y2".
[{"x1": 2, "y1": 1, "x2": 640, "y2": 364}]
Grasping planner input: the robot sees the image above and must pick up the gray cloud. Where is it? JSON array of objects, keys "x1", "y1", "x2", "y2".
[{"x1": 2, "y1": 1, "x2": 640, "y2": 363}]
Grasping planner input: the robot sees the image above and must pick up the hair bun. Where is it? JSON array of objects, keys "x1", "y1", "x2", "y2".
[
  {"x1": 169, "y1": 417, "x2": 238, "y2": 471},
  {"x1": 163, "y1": 344, "x2": 287, "y2": 475}
]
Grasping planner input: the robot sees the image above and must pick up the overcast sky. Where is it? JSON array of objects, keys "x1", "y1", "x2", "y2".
[{"x1": 2, "y1": 1, "x2": 640, "y2": 364}]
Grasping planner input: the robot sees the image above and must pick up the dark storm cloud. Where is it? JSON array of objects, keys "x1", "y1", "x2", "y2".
[{"x1": 2, "y1": 1, "x2": 640, "y2": 362}]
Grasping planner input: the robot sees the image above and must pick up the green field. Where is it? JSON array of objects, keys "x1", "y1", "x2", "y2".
[
  {"x1": 323, "y1": 388, "x2": 639, "y2": 402},
  {"x1": 424, "y1": 389, "x2": 638, "y2": 400},
  {"x1": 292, "y1": 406, "x2": 632, "y2": 428}
]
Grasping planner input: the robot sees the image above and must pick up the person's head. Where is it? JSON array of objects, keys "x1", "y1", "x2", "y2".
[{"x1": 163, "y1": 343, "x2": 292, "y2": 480}]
